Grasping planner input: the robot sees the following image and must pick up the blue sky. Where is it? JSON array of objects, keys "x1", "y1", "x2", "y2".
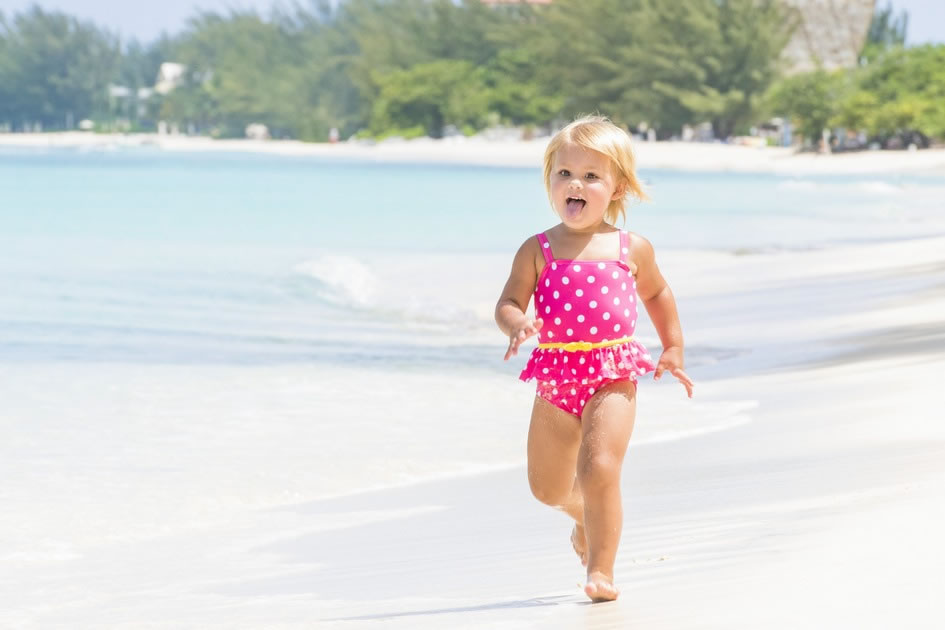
[{"x1": 0, "y1": 0, "x2": 941, "y2": 45}]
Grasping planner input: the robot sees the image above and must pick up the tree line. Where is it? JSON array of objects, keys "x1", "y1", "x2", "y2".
[{"x1": 0, "y1": 0, "x2": 940, "y2": 146}]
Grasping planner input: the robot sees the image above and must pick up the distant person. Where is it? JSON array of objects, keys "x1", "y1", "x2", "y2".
[{"x1": 495, "y1": 115, "x2": 693, "y2": 602}]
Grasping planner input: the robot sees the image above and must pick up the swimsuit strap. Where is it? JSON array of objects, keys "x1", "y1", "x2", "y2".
[
  {"x1": 536, "y1": 232, "x2": 554, "y2": 264},
  {"x1": 619, "y1": 230, "x2": 630, "y2": 261}
]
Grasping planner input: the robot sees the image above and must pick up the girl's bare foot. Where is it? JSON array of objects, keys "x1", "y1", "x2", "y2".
[
  {"x1": 584, "y1": 571, "x2": 619, "y2": 602},
  {"x1": 570, "y1": 523, "x2": 587, "y2": 566}
]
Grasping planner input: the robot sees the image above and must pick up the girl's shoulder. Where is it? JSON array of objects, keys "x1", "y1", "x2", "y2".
[
  {"x1": 625, "y1": 231, "x2": 654, "y2": 255},
  {"x1": 624, "y1": 231, "x2": 656, "y2": 273}
]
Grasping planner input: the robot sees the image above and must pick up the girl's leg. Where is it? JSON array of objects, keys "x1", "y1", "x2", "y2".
[
  {"x1": 526, "y1": 395, "x2": 584, "y2": 528},
  {"x1": 578, "y1": 380, "x2": 637, "y2": 602}
]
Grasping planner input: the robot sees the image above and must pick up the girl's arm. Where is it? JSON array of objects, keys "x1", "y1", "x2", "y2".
[
  {"x1": 495, "y1": 237, "x2": 543, "y2": 361},
  {"x1": 631, "y1": 234, "x2": 694, "y2": 398}
]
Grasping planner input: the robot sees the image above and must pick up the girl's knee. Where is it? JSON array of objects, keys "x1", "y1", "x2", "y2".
[
  {"x1": 528, "y1": 471, "x2": 571, "y2": 507},
  {"x1": 577, "y1": 452, "x2": 621, "y2": 491}
]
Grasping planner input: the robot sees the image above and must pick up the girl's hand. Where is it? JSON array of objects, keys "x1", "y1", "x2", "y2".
[
  {"x1": 654, "y1": 346, "x2": 694, "y2": 398},
  {"x1": 504, "y1": 318, "x2": 543, "y2": 361}
]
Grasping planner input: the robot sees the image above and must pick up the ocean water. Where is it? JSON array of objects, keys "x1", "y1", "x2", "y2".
[{"x1": 2, "y1": 145, "x2": 945, "y2": 555}]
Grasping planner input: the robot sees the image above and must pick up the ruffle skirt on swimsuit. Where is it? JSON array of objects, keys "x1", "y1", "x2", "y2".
[{"x1": 519, "y1": 339, "x2": 656, "y2": 385}]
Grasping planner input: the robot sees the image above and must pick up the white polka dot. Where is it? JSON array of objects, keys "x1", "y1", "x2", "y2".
[
  {"x1": 572, "y1": 408, "x2": 578, "y2": 413},
  {"x1": 589, "y1": 366, "x2": 595, "y2": 374},
  {"x1": 545, "y1": 279, "x2": 550, "y2": 287},
  {"x1": 552, "y1": 388, "x2": 558, "y2": 395},
  {"x1": 575, "y1": 289, "x2": 584, "y2": 297},
  {"x1": 601, "y1": 286, "x2": 609, "y2": 294},
  {"x1": 621, "y1": 282, "x2": 627, "y2": 291},
  {"x1": 589, "y1": 387, "x2": 596, "y2": 394},
  {"x1": 563, "y1": 356, "x2": 568, "y2": 363},
  {"x1": 547, "y1": 331, "x2": 554, "y2": 338},
  {"x1": 612, "y1": 271, "x2": 619, "y2": 279},
  {"x1": 570, "y1": 388, "x2": 577, "y2": 395},
  {"x1": 603, "y1": 312, "x2": 611, "y2": 320},
  {"x1": 580, "y1": 399, "x2": 585, "y2": 406},
  {"x1": 577, "y1": 314, "x2": 585, "y2": 322},
  {"x1": 551, "y1": 262, "x2": 557, "y2": 270},
  {"x1": 587, "y1": 275, "x2": 596, "y2": 283},
  {"x1": 632, "y1": 319, "x2": 636, "y2": 326},
  {"x1": 579, "y1": 357, "x2": 586, "y2": 364},
  {"x1": 566, "y1": 328, "x2": 573, "y2": 335},
  {"x1": 571, "y1": 368, "x2": 577, "y2": 375},
  {"x1": 561, "y1": 276, "x2": 570, "y2": 285},
  {"x1": 573, "y1": 264, "x2": 581, "y2": 272},
  {"x1": 614, "y1": 324, "x2": 621, "y2": 332},
  {"x1": 545, "y1": 305, "x2": 551, "y2": 314},
  {"x1": 551, "y1": 379, "x2": 556, "y2": 385},
  {"x1": 590, "y1": 326, "x2": 598, "y2": 334},
  {"x1": 542, "y1": 368, "x2": 549, "y2": 374},
  {"x1": 598, "y1": 262, "x2": 606, "y2": 270},
  {"x1": 589, "y1": 300, "x2": 597, "y2": 308},
  {"x1": 543, "y1": 242, "x2": 550, "y2": 248},
  {"x1": 554, "y1": 317, "x2": 561, "y2": 325},
  {"x1": 613, "y1": 297, "x2": 620, "y2": 305},
  {"x1": 622, "y1": 247, "x2": 629, "y2": 254},
  {"x1": 553, "y1": 290, "x2": 560, "y2": 299},
  {"x1": 564, "y1": 303, "x2": 572, "y2": 311},
  {"x1": 539, "y1": 295, "x2": 544, "y2": 303},
  {"x1": 624, "y1": 309, "x2": 631, "y2": 317}
]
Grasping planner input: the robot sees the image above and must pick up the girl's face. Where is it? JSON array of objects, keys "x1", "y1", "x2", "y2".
[{"x1": 549, "y1": 142, "x2": 625, "y2": 231}]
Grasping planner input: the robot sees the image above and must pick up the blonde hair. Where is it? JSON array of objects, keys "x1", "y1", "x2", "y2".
[{"x1": 542, "y1": 115, "x2": 649, "y2": 225}]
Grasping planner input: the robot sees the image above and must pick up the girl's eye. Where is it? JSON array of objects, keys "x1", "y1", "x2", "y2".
[
  {"x1": 558, "y1": 169, "x2": 570, "y2": 176},
  {"x1": 585, "y1": 173, "x2": 598, "y2": 180}
]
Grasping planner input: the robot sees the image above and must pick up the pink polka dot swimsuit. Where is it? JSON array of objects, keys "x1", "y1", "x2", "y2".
[{"x1": 519, "y1": 230, "x2": 655, "y2": 417}]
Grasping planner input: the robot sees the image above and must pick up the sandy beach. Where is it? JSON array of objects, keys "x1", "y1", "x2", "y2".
[
  {"x1": 4, "y1": 130, "x2": 945, "y2": 175},
  {"x1": 5, "y1": 236, "x2": 945, "y2": 628}
]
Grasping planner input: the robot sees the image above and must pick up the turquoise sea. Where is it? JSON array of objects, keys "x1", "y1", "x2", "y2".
[{"x1": 3, "y1": 145, "x2": 943, "y2": 369}]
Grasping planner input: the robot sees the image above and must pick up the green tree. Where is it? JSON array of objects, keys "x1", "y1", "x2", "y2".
[
  {"x1": 860, "y1": 1, "x2": 908, "y2": 63},
  {"x1": 853, "y1": 45, "x2": 945, "y2": 139},
  {"x1": 370, "y1": 59, "x2": 491, "y2": 137},
  {"x1": 0, "y1": 6, "x2": 119, "y2": 129},
  {"x1": 530, "y1": 0, "x2": 793, "y2": 137},
  {"x1": 162, "y1": 10, "x2": 313, "y2": 138},
  {"x1": 767, "y1": 69, "x2": 839, "y2": 142}
]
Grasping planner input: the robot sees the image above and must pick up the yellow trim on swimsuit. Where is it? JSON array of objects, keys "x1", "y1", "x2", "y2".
[{"x1": 537, "y1": 336, "x2": 635, "y2": 352}]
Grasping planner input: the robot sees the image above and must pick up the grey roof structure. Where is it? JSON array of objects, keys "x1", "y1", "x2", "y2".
[{"x1": 781, "y1": 0, "x2": 876, "y2": 73}]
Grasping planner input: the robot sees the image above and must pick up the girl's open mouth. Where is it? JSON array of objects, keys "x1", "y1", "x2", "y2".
[{"x1": 566, "y1": 197, "x2": 586, "y2": 216}]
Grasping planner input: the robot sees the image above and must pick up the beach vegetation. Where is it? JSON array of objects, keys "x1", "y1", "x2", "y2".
[
  {"x1": 860, "y1": 1, "x2": 908, "y2": 64},
  {"x1": 770, "y1": 44, "x2": 945, "y2": 148},
  {"x1": 1, "y1": 1, "x2": 942, "y2": 146},
  {"x1": 0, "y1": 6, "x2": 119, "y2": 131}
]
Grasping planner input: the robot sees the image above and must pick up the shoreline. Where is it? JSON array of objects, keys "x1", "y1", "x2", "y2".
[{"x1": 3, "y1": 131, "x2": 945, "y2": 175}]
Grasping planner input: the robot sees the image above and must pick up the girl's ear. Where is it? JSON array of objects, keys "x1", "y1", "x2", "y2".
[{"x1": 612, "y1": 180, "x2": 628, "y2": 200}]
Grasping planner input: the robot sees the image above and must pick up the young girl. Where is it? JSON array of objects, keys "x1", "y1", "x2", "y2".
[{"x1": 495, "y1": 115, "x2": 693, "y2": 602}]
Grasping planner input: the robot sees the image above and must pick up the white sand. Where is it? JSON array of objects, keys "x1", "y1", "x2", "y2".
[
  {"x1": 4, "y1": 131, "x2": 945, "y2": 174},
  {"x1": 5, "y1": 233, "x2": 945, "y2": 628}
]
